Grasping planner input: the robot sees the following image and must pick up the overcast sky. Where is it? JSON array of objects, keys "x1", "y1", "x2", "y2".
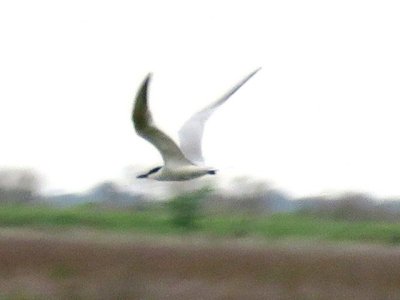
[{"x1": 1, "y1": 0, "x2": 400, "y2": 197}]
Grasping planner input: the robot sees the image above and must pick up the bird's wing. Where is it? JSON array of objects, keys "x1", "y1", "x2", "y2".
[
  {"x1": 132, "y1": 74, "x2": 194, "y2": 168},
  {"x1": 178, "y1": 68, "x2": 261, "y2": 164}
]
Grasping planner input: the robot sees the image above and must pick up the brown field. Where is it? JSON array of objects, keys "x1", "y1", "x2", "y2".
[{"x1": 1, "y1": 229, "x2": 400, "y2": 299}]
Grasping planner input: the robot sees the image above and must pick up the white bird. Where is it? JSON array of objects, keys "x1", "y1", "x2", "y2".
[{"x1": 133, "y1": 68, "x2": 261, "y2": 181}]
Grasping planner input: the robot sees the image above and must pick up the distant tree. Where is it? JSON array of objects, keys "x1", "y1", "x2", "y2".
[
  {"x1": 332, "y1": 192, "x2": 377, "y2": 221},
  {"x1": 263, "y1": 189, "x2": 294, "y2": 212},
  {"x1": 225, "y1": 177, "x2": 271, "y2": 215},
  {"x1": 89, "y1": 181, "x2": 120, "y2": 202},
  {"x1": 0, "y1": 168, "x2": 41, "y2": 203},
  {"x1": 296, "y1": 192, "x2": 389, "y2": 221},
  {"x1": 85, "y1": 180, "x2": 144, "y2": 208}
]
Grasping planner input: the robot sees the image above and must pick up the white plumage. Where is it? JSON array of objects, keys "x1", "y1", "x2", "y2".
[{"x1": 132, "y1": 68, "x2": 260, "y2": 181}]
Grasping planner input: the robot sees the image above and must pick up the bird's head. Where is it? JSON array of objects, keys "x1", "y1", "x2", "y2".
[{"x1": 136, "y1": 166, "x2": 163, "y2": 179}]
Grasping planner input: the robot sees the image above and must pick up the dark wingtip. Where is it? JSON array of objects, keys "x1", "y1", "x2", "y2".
[
  {"x1": 144, "y1": 72, "x2": 152, "y2": 83},
  {"x1": 136, "y1": 174, "x2": 148, "y2": 179},
  {"x1": 139, "y1": 73, "x2": 152, "y2": 96},
  {"x1": 207, "y1": 170, "x2": 217, "y2": 175}
]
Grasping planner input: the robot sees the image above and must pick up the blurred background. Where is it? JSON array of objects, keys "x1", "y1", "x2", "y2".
[{"x1": 1, "y1": 0, "x2": 400, "y2": 299}]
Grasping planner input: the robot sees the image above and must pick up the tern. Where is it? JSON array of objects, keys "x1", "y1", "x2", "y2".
[{"x1": 133, "y1": 68, "x2": 260, "y2": 181}]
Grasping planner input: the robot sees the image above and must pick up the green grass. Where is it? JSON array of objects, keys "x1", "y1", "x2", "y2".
[
  {"x1": 200, "y1": 214, "x2": 400, "y2": 244},
  {"x1": 1, "y1": 204, "x2": 400, "y2": 244}
]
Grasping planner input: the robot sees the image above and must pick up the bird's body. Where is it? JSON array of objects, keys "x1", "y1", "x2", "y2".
[
  {"x1": 132, "y1": 68, "x2": 260, "y2": 181},
  {"x1": 150, "y1": 165, "x2": 215, "y2": 181}
]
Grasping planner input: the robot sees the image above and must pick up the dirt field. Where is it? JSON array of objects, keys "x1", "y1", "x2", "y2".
[{"x1": 1, "y1": 229, "x2": 400, "y2": 299}]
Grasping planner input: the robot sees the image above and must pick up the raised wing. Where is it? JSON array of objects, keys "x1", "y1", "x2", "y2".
[
  {"x1": 132, "y1": 74, "x2": 193, "y2": 167},
  {"x1": 178, "y1": 68, "x2": 261, "y2": 164}
]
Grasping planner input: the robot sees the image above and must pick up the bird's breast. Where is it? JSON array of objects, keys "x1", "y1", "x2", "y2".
[{"x1": 156, "y1": 165, "x2": 211, "y2": 181}]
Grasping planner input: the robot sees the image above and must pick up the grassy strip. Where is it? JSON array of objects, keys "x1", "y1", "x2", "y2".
[{"x1": 1, "y1": 205, "x2": 400, "y2": 244}]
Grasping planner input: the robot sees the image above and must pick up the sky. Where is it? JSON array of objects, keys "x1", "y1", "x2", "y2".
[{"x1": 1, "y1": 0, "x2": 400, "y2": 198}]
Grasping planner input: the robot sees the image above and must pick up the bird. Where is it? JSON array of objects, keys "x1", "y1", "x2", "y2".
[{"x1": 132, "y1": 68, "x2": 261, "y2": 181}]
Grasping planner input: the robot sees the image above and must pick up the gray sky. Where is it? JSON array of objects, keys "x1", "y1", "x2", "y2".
[{"x1": 1, "y1": 0, "x2": 400, "y2": 197}]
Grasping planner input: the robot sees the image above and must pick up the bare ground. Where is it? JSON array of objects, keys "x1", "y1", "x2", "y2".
[{"x1": 1, "y1": 228, "x2": 400, "y2": 299}]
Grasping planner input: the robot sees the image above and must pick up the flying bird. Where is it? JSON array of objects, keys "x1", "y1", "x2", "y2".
[{"x1": 132, "y1": 68, "x2": 261, "y2": 181}]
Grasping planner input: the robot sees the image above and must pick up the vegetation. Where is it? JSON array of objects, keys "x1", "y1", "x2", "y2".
[
  {"x1": 167, "y1": 189, "x2": 209, "y2": 228},
  {"x1": 2, "y1": 197, "x2": 400, "y2": 298},
  {"x1": 2, "y1": 204, "x2": 400, "y2": 244}
]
